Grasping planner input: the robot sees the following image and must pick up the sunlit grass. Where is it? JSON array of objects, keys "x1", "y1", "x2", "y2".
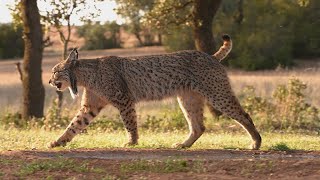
[{"x1": 1, "y1": 128, "x2": 319, "y2": 151}]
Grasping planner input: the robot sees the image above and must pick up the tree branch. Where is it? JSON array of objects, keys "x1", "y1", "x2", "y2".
[{"x1": 14, "y1": 62, "x2": 23, "y2": 81}]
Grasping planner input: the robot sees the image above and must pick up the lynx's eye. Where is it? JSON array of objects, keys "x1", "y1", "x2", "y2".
[{"x1": 53, "y1": 72, "x2": 58, "y2": 77}]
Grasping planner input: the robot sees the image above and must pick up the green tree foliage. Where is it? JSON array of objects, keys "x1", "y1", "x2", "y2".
[
  {"x1": 78, "y1": 21, "x2": 121, "y2": 50},
  {"x1": 144, "y1": 0, "x2": 222, "y2": 53},
  {"x1": 163, "y1": 0, "x2": 320, "y2": 70},
  {"x1": 222, "y1": 0, "x2": 320, "y2": 70},
  {"x1": 0, "y1": 23, "x2": 24, "y2": 59},
  {"x1": 115, "y1": 0, "x2": 222, "y2": 51},
  {"x1": 291, "y1": 0, "x2": 320, "y2": 58},
  {"x1": 115, "y1": 0, "x2": 155, "y2": 46},
  {"x1": 215, "y1": 0, "x2": 296, "y2": 70},
  {"x1": 163, "y1": 26, "x2": 195, "y2": 52},
  {"x1": 42, "y1": 0, "x2": 101, "y2": 59}
]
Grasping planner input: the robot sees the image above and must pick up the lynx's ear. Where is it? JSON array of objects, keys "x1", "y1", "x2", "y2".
[{"x1": 66, "y1": 48, "x2": 79, "y2": 63}]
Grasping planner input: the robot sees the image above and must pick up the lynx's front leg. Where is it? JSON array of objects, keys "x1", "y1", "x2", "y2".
[{"x1": 49, "y1": 90, "x2": 105, "y2": 148}]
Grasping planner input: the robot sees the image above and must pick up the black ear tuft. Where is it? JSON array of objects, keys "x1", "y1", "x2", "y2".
[
  {"x1": 72, "y1": 48, "x2": 79, "y2": 59},
  {"x1": 222, "y1": 34, "x2": 231, "y2": 41},
  {"x1": 66, "y1": 48, "x2": 79, "y2": 62}
]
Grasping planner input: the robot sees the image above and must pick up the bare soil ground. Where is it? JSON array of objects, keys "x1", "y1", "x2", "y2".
[{"x1": 1, "y1": 149, "x2": 320, "y2": 179}]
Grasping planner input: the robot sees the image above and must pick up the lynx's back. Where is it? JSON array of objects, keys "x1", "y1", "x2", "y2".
[{"x1": 120, "y1": 50, "x2": 228, "y2": 101}]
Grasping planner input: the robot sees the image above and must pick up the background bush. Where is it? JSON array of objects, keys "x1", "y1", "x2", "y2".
[
  {"x1": 239, "y1": 78, "x2": 320, "y2": 131},
  {"x1": 78, "y1": 21, "x2": 121, "y2": 50},
  {"x1": 0, "y1": 23, "x2": 24, "y2": 59},
  {"x1": 163, "y1": 26, "x2": 194, "y2": 52},
  {"x1": 163, "y1": 0, "x2": 320, "y2": 70}
]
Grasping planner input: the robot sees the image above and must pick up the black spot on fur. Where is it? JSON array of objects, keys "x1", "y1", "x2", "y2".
[
  {"x1": 77, "y1": 120, "x2": 82, "y2": 125},
  {"x1": 69, "y1": 128, "x2": 76, "y2": 134},
  {"x1": 84, "y1": 117, "x2": 89, "y2": 125},
  {"x1": 89, "y1": 111, "x2": 96, "y2": 117}
]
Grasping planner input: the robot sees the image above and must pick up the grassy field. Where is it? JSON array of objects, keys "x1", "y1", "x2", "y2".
[{"x1": 1, "y1": 128, "x2": 319, "y2": 151}]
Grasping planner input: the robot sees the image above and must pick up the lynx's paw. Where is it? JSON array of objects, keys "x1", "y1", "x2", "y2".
[
  {"x1": 172, "y1": 143, "x2": 190, "y2": 149},
  {"x1": 250, "y1": 141, "x2": 261, "y2": 150},
  {"x1": 123, "y1": 141, "x2": 138, "y2": 147},
  {"x1": 48, "y1": 140, "x2": 66, "y2": 148},
  {"x1": 250, "y1": 134, "x2": 262, "y2": 150}
]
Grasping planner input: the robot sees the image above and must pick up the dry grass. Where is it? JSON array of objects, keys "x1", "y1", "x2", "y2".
[
  {"x1": 1, "y1": 47, "x2": 320, "y2": 118},
  {"x1": 228, "y1": 69, "x2": 320, "y2": 107}
]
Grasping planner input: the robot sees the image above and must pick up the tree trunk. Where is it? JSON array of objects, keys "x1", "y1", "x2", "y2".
[
  {"x1": 55, "y1": 39, "x2": 69, "y2": 117},
  {"x1": 63, "y1": 40, "x2": 69, "y2": 59},
  {"x1": 192, "y1": 0, "x2": 222, "y2": 53},
  {"x1": 132, "y1": 19, "x2": 144, "y2": 46},
  {"x1": 157, "y1": 34, "x2": 162, "y2": 45},
  {"x1": 20, "y1": 0, "x2": 45, "y2": 119},
  {"x1": 134, "y1": 32, "x2": 144, "y2": 46},
  {"x1": 193, "y1": 0, "x2": 223, "y2": 117}
]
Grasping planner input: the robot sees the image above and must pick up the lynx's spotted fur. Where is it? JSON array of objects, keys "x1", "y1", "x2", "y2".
[{"x1": 49, "y1": 35, "x2": 261, "y2": 149}]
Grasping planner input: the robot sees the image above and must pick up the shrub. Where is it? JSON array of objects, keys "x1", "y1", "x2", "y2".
[
  {"x1": 269, "y1": 142, "x2": 291, "y2": 151},
  {"x1": 0, "y1": 23, "x2": 24, "y2": 59},
  {"x1": 272, "y1": 78, "x2": 320, "y2": 130},
  {"x1": 78, "y1": 21, "x2": 121, "y2": 50},
  {"x1": 239, "y1": 78, "x2": 320, "y2": 131},
  {"x1": 0, "y1": 111, "x2": 24, "y2": 128},
  {"x1": 89, "y1": 115, "x2": 124, "y2": 132},
  {"x1": 142, "y1": 107, "x2": 187, "y2": 131},
  {"x1": 43, "y1": 100, "x2": 70, "y2": 130},
  {"x1": 163, "y1": 26, "x2": 195, "y2": 52}
]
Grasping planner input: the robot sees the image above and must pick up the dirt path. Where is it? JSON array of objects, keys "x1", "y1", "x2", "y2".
[
  {"x1": 3, "y1": 148, "x2": 320, "y2": 160},
  {"x1": 1, "y1": 149, "x2": 320, "y2": 179}
]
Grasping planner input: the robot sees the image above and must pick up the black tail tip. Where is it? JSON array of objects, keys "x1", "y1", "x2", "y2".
[{"x1": 222, "y1": 34, "x2": 231, "y2": 41}]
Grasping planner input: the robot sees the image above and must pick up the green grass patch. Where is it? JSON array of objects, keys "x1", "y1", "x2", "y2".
[
  {"x1": 269, "y1": 143, "x2": 292, "y2": 151},
  {"x1": 121, "y1": 159, "x2": 203, "y2": 173},
  {"x1": 16, "y1": 159, "x2": 103, "y2": 177},
  {"x1": 0, "y1": 157, "x2": 107, "y2": 178},
  {"x1": 0, "y1": 128, "x2": 320, "y2": 151},
  {"x1": 17, "y1": 159, "x2": 90, "y2": 176},
  {"x1": 0, "y1": 158, "x2": 22, "y2": 166}
]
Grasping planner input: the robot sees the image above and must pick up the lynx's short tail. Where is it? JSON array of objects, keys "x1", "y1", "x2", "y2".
[{"x1": 213, "y1": 34, "x2": 232, "y2": 62}]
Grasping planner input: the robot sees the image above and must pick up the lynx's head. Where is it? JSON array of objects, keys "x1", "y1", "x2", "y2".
[{"x1": 49, "y1": 49, "x2": 79, "y2": 98}]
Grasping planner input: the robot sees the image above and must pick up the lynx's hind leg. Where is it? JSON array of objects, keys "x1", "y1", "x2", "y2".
[
  {"x1": 118, "y1": 102, "x2": 139, "y2": 147},
  {"x1": 207, "y1": 92, "x2": 261, "y2": 150},
  {"x1": 198, "y1": 80, "x2": 261, "y2": 150},
  {"x1": 173, "y1": 91, "x2": 205, "y2": 148},
  {"x1": 206, "y1": 102, "x2": 222, "y2": 118},
  {"x1": 49, "y1": 90, "x2": 106, "y2": 148}
]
